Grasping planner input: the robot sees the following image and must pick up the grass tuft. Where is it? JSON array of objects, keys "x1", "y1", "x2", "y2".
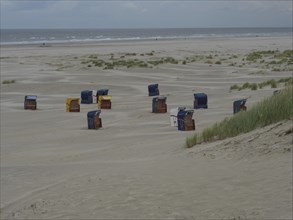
[
  {"x1": 230, "y1": 78, "x2": 292, "y2": 91},
  {"x1": 230, "y1": 84, "x2": 240, "y2": 90},
  {"x1": 2, "y1": 80, "x2": 16, "y2": 84}
]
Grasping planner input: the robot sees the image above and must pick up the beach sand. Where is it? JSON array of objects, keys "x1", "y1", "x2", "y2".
[{"x1": 1, "y1": 37, "x2": 292, "y2": 219}]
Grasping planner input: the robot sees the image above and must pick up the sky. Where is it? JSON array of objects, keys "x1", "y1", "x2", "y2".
[{"x1": 0, "y1": 0, "x2": 292, "y2": 29}]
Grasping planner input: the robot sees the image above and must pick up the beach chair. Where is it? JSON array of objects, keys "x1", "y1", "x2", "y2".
[
  {"x1": 152, "y1": 96, "x2": 167, "y2": 113},
  {"x1": 66, "y1": 98, "x2": 80, "y2": 112},
  {"x1": 148, "y1": 84, "x2": 159, "y2": 96},
  {"x1": 98, "y1": 95, "x2": 112, "y2": 109},
  {"x1": 24, "y1": 95, "x2": 37, "y2": 110},
  {"x1": 233, "y1": 99, "x2": 247, "y2": 114},
  {"x1": 194, "y1": 93, "x2": 208, "y2": 109},
  {"x1": 81, "y1": 90, "x2": 93, "y2": 104},
  {"x1": 96, "y1": 89, "x2": 109, "y2": 103},
  {"x1": 87, "y1": 110, "x2": 102, "y2": 129},
  {"x1": 177, "y1": 109, "x2": 195, "y2": 131}
]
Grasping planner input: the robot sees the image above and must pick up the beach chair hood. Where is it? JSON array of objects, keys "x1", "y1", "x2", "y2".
[
  {"x1": 87, "y1": 110, "x2": 101, "y2": 118},
  {"x1": 25, "y1": 95, "x2": 37, "y2": 101},
  {"x1": 96, "y1": 89, "x2": 109, "y2": 96}
]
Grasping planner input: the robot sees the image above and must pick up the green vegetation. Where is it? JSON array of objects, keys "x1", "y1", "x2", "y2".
[
  {"x1": 249, "y1": 70, "x2": 266, "y2": 75},
  {"x1": 244, "y1": 50, "x2": 292, "y2": 71},
  {"x1": 246, "y1": 52, "x2": 263, "y2": 61},
  {"x1": 230, "y1": 84, "x2": 240, "y2": 90},
  {"x1": 2, "y1": 79, "x2": 16, "y2": 84},
  {"x1": 79, "y1": 49, "x2": 292, "y2": 71},
  {"x1": 250, "y1": 83, "x2": 258, "y2": 90},
  {"x1": 257, "y1": 79, "x2": 278, "y2": 89},
  {"x1": 230, "y1": 77, "x2": 293, "y2": 91},
  {"x1": 273, "y1": 49, "x2": 293, "y2": 60},
  {"x1": 88, "y1": 54, "x2": 98, "y2": 59},
  {"x1": 186, "y1": 86, "x2": 293, "y2": 147},
  {"x1": 147, "y1": 57, "x2": 179, "y2": 66},
  {"x1": 272, "y1": 68, "x2": 281, "y2": 72},
  {"x1": 230, "y1": 82, "x2": 258, "y2": 91},
  {"x1": 125, "y1": 53, "x2": 137, "y2": 56},
  {"x1": 162, "y1": 57, "x2": 179, "y2": 64},
  {"x1": 147, "y1": 60, "x2": 163, "y2": 66},
  {"x1": 146, "y1": 52, "x2": 154, "y2": 56},
  {"x1": 0, "y1": 57, "x2": 13, "y2": 59},
  {"x1": 184, "y1": 50, "x2": 290, "y2": 67},
  {"x1": 103, "y1": 59, "x2": 149, "y2": 69},
  {"x1": 279, "y1": 77, "x2": 293, "y2": 85},
  {"x1": 205, "y1": 60, "x2": 213, "y2": 64},
  {"x1": 81, "y1": 51, "x2": 183, "y2": 69},
  {"x1": 246, "y1": 50, "x2": 279, "y2": 61},
  {"x1": 82, "y1": 58, "x2": 149, "y2": 69}
]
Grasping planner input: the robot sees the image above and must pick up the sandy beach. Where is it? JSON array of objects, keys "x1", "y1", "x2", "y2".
[{"x1": 1, "y1": 37, "x2": 292, "y2": 219}]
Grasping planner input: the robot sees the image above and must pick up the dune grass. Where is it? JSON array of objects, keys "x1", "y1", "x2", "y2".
[
  {"x1": 81, "y1": 53, "x2": 181, "y2": 69},
  {"x1": 186, "y1": 86, "x2": 293, "y2": 148},
  {"x1": 230, "y1": 77, "x2": 293, "y2": 91},
  {"x1": 80, "y1": 50, "x2": 292, "y2": 71},
  {"x1": 2, "y1": 79, "x2": 16, "y2": 84},
  {"x1": 244, "y1": 50, "x2": 293, "y2": 72}
]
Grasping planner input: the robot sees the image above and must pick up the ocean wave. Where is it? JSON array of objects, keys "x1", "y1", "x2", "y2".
[{"x1": 1, "y1": 29, "x2": 292, "y2": 46}]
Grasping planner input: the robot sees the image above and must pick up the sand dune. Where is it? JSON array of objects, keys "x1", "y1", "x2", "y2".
[{"x1": 1, "y1": 37, "x2": 292, "y2": 219}]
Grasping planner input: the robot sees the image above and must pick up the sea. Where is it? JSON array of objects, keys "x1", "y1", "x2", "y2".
[{"x1": 0, "y1": 27, "x2": 292, "y2": 45}]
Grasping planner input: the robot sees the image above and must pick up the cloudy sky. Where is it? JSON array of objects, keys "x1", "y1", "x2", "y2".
[{"x1": 1, "y1": 1, "x2": 292, "y2": 29}]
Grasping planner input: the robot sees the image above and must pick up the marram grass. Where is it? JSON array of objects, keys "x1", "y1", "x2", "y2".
[
  {"x1": 230, "y1": 77, "x2": 293, "y2": 91},
  {"x1": 186, "y1": 86, "x2": 293, "y2": 148},
  {"x1": 2, "y1": 79, "x2": 16, "y2": 84}
]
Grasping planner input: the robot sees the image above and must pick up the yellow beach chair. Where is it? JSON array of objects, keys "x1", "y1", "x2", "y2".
[
  {"x1": 66, "y1": 98, "x2": 80, "y2": 112},
  {"x1": 98, "y1": 95, "x2": 112, "y2": 109}
]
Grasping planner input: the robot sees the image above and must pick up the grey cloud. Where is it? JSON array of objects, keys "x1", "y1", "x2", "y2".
[{"x1": 1, "y1": 1, "x2": 292, "y2": 28}]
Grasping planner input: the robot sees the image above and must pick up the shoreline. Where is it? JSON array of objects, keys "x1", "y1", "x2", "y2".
[
  {"x1": 1, "y1": 36, "x2": 292, "y2": 58},
  {"x1": 1, "y1": 34, "x2": 292, "y2": 48}
]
